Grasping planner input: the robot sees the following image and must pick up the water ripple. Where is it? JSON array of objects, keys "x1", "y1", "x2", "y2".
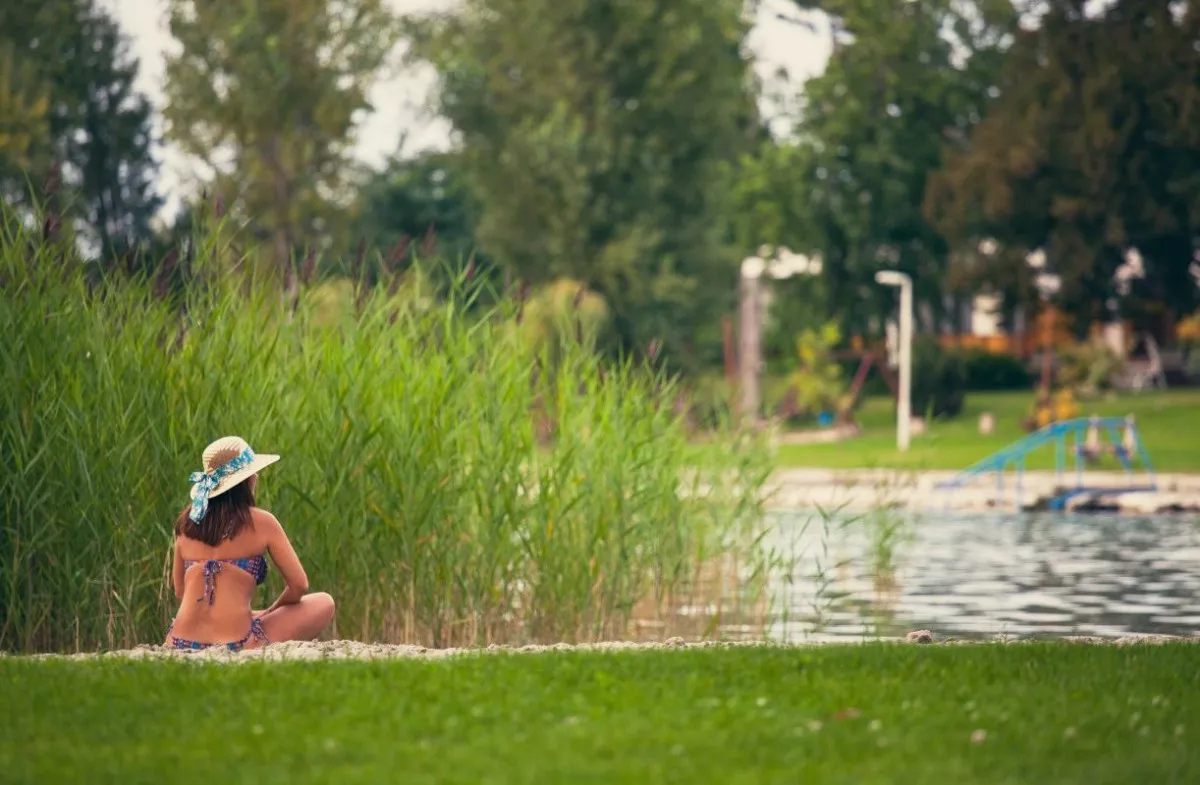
[{"x1": 764, "y1": 511, "x2": 1200, "y2": 641}]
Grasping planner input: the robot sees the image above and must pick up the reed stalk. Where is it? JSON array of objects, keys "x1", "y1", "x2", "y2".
[{"x1": 0, "y1": 212, "x2": 771, "y2": 652}]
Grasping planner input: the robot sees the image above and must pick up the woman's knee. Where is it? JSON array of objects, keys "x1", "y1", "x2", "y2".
[{"x1": 308, "y1": 591, "x2": 335, "y2": 622}]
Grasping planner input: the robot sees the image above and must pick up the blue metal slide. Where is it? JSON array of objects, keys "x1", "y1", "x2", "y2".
[{"x1": 935, "y1": 417, "x2": 1157, "y2": 510}]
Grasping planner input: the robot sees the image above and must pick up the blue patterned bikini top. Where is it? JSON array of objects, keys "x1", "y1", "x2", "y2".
[{"x1": 184, "y1": 555, "x2": 269, "y2": 605}]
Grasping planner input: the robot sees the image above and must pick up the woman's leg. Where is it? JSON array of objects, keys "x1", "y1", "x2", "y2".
[{"x1": 257, "y1": 592, "x2": 336, "y2": 645}]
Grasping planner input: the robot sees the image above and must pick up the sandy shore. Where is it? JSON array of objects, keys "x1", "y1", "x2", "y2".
[
  {"x1": 12, "y1": 633, "x2": 1195, "y2": 662},
  {"x1": 20, "y1": 639, "x2": 785, "y2": 662}
]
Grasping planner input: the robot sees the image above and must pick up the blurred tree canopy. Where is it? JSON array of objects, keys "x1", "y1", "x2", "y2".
[
  {"x1": 786, "y1": 0, "x2": 1019, "y2": 337},
  {"x1": 351, "y1": 150, "x2": 482, "y2": 268},
  {"x1": 163, "y1": 0, "x2": 395, "y2": 283},
  {"x1": 926, "y1": 0, "x2": 1200, "y2": 328},
  {"x1": 404, "y1": 0, "x2": 759, "y2": 365},
  {"x1": 0, "y1": 0, "x2": 160, "y2": 258},
  {"x1": 730, "y1": 139, "x2": 815, "y2": 256},
  {"x1": 7, "y1": 0, "x2": 1198, "y2": 370}
]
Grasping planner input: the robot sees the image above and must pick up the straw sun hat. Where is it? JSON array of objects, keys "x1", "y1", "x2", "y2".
[{"x1": 187, "y1": 436, "x2": 280, "y2": 523}]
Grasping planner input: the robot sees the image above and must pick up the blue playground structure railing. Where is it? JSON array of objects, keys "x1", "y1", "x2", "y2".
[{"x1": 934, "y1": 416, "x2": 1157, "y2": 510}]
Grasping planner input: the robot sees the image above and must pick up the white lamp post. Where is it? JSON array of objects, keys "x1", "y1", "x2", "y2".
[{"x1": 875, "y1": 270, "x2": 913, "y2": 451}]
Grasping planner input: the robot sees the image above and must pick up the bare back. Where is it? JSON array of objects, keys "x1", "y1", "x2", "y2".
[{"x1": 168, "y1": 507, "x2": 307, "y2": 645}]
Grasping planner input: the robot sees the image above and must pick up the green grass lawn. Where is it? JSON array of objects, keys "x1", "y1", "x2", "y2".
[
  {"x1": 4, "y1": 644, "x2": 1196, "y2": 784},
  {"x1": 773, "y1": 389, "x2": 1200, "y2": 472}
]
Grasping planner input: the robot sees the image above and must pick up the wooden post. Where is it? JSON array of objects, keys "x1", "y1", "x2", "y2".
[
  {"x1": 1039, "y1": 305, "x2": 1054, "y2": 393},
  {"x1": 722, "y1": 316, "x2": 736, "y2": 389},
  {"x1": 738, "y1": 273, "x2": 762, "y2": 425}
]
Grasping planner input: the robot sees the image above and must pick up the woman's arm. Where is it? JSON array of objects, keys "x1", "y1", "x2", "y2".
[
  {"x1": 171, "y1": 538, "x2": 185, "y2": 600},
  {"x1": 256, "y1": 509, "x2": 310, "y2": 613}
]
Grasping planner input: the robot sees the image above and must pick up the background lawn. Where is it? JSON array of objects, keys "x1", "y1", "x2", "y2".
[
  {"x1": 770, "y1": 389, "x2": 1200, "y2": 472},
  {"x1": 4, "y1": 644, "x2": 1197, "y2": 785}
]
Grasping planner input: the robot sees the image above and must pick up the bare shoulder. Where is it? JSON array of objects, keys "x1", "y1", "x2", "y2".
[
  {"x1": 174, "y1": 532, "x2": 201, "y2": 558},
  {"x1": 250, "y1": 506, "x2": 283, "y2": 534}
]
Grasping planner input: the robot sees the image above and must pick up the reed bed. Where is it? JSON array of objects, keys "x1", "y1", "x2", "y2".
[{"x1": 0, "y1": 212, "x2": 771, "y2": 653}]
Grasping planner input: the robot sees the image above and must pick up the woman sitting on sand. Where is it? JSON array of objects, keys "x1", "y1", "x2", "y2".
[{"x1": 164, "y1": 436, "x2": 335, "y2": 651}]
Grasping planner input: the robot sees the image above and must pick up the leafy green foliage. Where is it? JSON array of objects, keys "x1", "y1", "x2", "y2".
[
  {"x1": 733, "y1": 141, "x2": 833, "y2": 362},
  {"x1": 787, "y1": 321, "x2": 847, "y2": 416},
  {"x1": 1186, "y1": 349, "x2": 1200, "y2": 381},
  {"x1": 351, "y1": 151, "x2": 482, "y2": 269},
  {"x1": 405, "y1": 0, "x2": 758, "y2": 366},
  {"x1": 163, "y1": 0, "x2": 395, "y2": 277},
  {"x1": 962, "y1": 350, "x2": 1031, "y2": 391},
  {"x1": 0, "y1": 46, "x2": 49, "y2": 173},
  {"x1": 910, "y1": 336, "x2": 967, "y2": 419},
  {"x1": 0, "y1": 211, "x2": 769, "y2": 653},
  {"x1": 0, "y1": 0, "x2": 160, "y2": 257},
  {"x1": 927, "y1": 0, "x2": 1200, "y2": 325},
  {"x1": 1056, "y1": 340, "x2": 1124, "y2": 398},
  {"x1": 730, "y1": 140, "x2": 815, "y2": 255},
  {"x1": 787, "y1": 0, "x2": 1018, "y2": 336},
  {"x1": 518, "y1": 278, "x2": 611, "y2": 369}
]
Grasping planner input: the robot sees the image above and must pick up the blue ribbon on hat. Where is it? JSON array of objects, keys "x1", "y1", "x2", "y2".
[{"x1": 188, "y1": 446, "x2": 256, "y2": 523}]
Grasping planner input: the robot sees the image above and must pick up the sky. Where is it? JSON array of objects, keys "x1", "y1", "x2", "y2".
[{"x1": 101, "y1": 0, "x2": 834, "y2": 215}]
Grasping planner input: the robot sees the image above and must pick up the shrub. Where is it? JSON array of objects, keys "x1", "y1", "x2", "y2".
[
  {"x1": 963, "y1": 350, "x2": 1032, "y2": 391},
  {"x1": 518, "y1": 278, "x2": 610, "y2": 366},
  {"x1": 1057, "y1": 340, "x2": 1124, "y2": 397},
  {"x1": 910, "y1": 336, "x2": 967, "y2": 419},
  {"x1": 1177, "y1": 310, "x2": 1200, "y2": 345},
  {"x1": 1187, "y1": 348, "x2": 1200, "y2": 381},
  {"x1": 786, "y1": 322, "x2": 846, "y2": 418},
  {"x1": 1177, "y1": 310, "x2": 1200, "y2": 381},
  {"x1": 0, "y1": 214, "x2": 770, "y2": 653},
  {"x1": 687, "y1": 374, "x2": 737, "y2": 430}
]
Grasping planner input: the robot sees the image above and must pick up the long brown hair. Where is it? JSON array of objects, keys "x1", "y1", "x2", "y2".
[{"x1": 175, "y1": 478, "x2": 256, "y2": 546}]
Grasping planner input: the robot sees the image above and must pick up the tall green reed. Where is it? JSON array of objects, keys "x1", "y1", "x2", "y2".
[{"x1": 0, "y1": 212, "x2": 770, "y2": 652}]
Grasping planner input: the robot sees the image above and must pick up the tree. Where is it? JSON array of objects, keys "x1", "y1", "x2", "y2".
[
  {"x1": 786, "y1": 0, "x2": 1019, "y2": 336},
  {"x1": 163, "y1": 0, "x2": 394, "y2": 285},
  {"x1": 926, "y1": 0, "x2": 1200, "y2": 328},
  {"x1": 0, "y1": 2, "x2": 74, "y2": 197},
  {"x1": 351, "y1": 150, "x2": 482, "y2": 267},
  {"x1": 728, "y1": 139, "x2": 833, "y2": 359},
  {"x1": 0, "y1": 48, "x2": 49, "y2": 179},
  {"x1": 74, "y1": 11, "x2": 160, "y2": 259},
  {"x1": 0, "y1": 0, "x2": 161, "y2": 258},
  {"x1": 405, "y1": 0, "x2": 758, "y2": 365},
  {"x1": 729, "y1": 139, "x2": 815, "y2": 257}
]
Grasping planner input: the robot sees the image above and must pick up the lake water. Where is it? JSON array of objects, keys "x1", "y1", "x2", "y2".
[{"x1": 764, "y1": 510, "x2": 1200, "y2": 642}]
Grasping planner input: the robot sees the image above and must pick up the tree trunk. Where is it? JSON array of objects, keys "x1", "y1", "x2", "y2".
[{"x1": 265, "y1": 135, "x2": 297, "y2": 301}]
